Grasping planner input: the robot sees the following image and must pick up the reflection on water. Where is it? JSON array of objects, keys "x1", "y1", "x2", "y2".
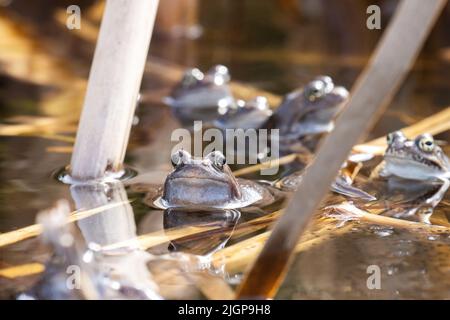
[
  {"x1": 164, "y1": 208, "x2": 240, "y2": 255},
  {"x1": 277, "y1": 154, "x2": 450, "y2": 299},
  {"x1": 278, "y1": 219, "x2": 450, "y2": 299},
  {"x1": 1, "y1": 0, "x2": 450, "y2": 299},
  {"x1": 18, "y1": 183, "x2": 163, "y2": 300},
  {"x1": 2, "y1": 141, "x2": 450, "y2": 299}
]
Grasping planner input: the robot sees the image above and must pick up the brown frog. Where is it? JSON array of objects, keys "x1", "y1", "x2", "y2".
[
  {"x1": 212, "y1": 75, "x2": 349, "y2": 153},
  {"x1": 165, "y1": 65, "x2": 235, "y2": 125},
  {"x1": 265, "y1": 75, "x2": 349, "y2": 151},
  {"x1": 155, "y1": 150, "x2": 274, "y2": 209}
]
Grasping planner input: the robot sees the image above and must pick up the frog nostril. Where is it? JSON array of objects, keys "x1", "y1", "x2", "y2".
[{"x1": 216, "y1": 155, "x2": 226, "y2": 167}]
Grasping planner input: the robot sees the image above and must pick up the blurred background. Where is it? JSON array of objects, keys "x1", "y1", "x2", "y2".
[{"x1": 1, "y1": 0, "x2": 450, "y2": 299}]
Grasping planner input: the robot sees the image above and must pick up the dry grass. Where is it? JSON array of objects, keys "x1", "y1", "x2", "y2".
[{"x1": 0, "y1": 201, "x2": 127, "y2": 248}]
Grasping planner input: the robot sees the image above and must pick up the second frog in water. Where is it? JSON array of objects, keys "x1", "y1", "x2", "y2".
[
  {"x1": 215, "y1": 75, "x2": 349, "y2": 152},
  {"x1": 165, "y1": 65, "x2": 235, "y2": 125}
]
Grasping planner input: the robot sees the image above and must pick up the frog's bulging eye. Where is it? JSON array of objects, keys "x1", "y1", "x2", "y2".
[
  {"x1": 213, "y1": 65, "x2": 229, "y2": 77},
  {"x1": 417, "y1": 134, "x2": 435, "y2": 153},
  {"x1": 386, "y1": 131, "x2": 405, "y2": 145},
  {"x1": 305, "y1": 80, "x2": 326, "y2": 101},
  {"x1": 386, "y1": 133, "x2": 394, "y2": 145},
  {"x1": 171, "y1": 150, "x2": 190, "y2": 167},
  {"x1": 182, "y1": 68, "x2": 203, "y2": 87},
  {"x1": 210, "y1": 65, "x2": 230, "y2": 86},
  {"x1": 243, "y1": 96, "x2": 270, "y2": 111},
  {"x1": 207, "y1": 151, "x2": 227, "y2": 169}
]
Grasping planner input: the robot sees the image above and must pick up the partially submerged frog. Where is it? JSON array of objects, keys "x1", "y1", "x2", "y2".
[
  {"x1": 154, "y1": 150, "x2": 274, "y2": 209},
  {"x1": 214, "y1": 96, "x2": 273, "y2": 130},
  {"x1": 212, "y1": 76, "x2": 349, "y2": 152},
  {"x1": 276, "y1": 166, "x2": 376, "y2": 201},
  {"x1": 371, "y1": 131, "x2": 450, "y2": 222},
  {"x1": 165, "y1": 65, "x2": 235, "y2": 125},
  {"x1": 376, "y1": 131, "x2": 450, "y2": 182},
  {"x1": 265, "y1": 76, "x2": 349, "y2": 151}
]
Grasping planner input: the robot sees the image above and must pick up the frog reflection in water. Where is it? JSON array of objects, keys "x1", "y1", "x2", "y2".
[
  {"x1": 165, "y1": 65, "x2": 235, "y2": 125},
  {"x1": 21, "y1": 202, "x2": 161, "y2": 300},
  {"x1": 155, "y1": 150, "x2": 274, "y2": 209},
  {"x1": 370, "y1": 131, "x2": 450, "y2": 223}
]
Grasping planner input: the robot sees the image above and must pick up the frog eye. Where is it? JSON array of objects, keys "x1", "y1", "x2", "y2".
[
  {"x1": 252, "y1": 96, "x2": 270, "y2": 110},
  {"x1": 386, "y1": 131, "x2": 405, "y2": 145},
  {"x1": 182, "y1": 68, "x2": 203, "y2": 87},
  {"x1": 206, "y1": 151, "x2": 227, "y2": 169},
  {"x1": 316, "y1": 76, "x2": 334, "y2": 92},
  {"x1": 386, "y1": 133, "x2": 395, "y2": 145},
  {"x1": 210, "y1": 65, "x2": 230, "y2": 86},
  {"x1": 417, "y1": 134, "x2": 435, "y2": 153},
  {"x1": 171, "y1": 150, "x2": 190, "y2": 167},
  {"x1": 304, "y1": 80, "x2": 326, "y2": 101}
]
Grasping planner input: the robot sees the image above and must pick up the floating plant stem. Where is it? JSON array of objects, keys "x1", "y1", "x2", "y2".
[
  {"x1": 0, "y1": 201, "x2": 128, "y2": 248},
  {"x1": 70, "y1": 0, "x2": 159, "y2": 180},
  {"x1": 328, "y1": 202, "x2": 450, "y2": 233},
  {"x1": 212, "y1": 222, "x2": 354, "y2": 276},
  {"x1": 236, "y1": 0, "x2": 448, "y2": 299},
  {"x1": 0, "y1": 263, "x2": 45, "y2": 279},
  {"x1": 104, "y1": 209, "x2": 283, "y2": 251},
  {"x1": 6, "y1": 206, "x2": 450, "y2": 280},
  {"x1": 0, "y1": 210, "x2": 282, "y2": 279}
]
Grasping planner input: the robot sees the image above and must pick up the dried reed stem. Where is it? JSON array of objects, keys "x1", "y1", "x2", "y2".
[{"x1": 70, "y1": 0, "x2": 159, "y2": 179}]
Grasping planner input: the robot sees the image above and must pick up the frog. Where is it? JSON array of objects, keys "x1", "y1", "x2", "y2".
[
  {"x1": 370, "y1": 131, "x2": 450, "y2": 222},
  {"x1": 213, "y1": 96, "x2": 273, "y2": 130},
  {"x1": 265, "y1": 75, "x2": 349, "y2": 151},
  {"x1": 211, "y1": 75, "x2": 349, "y2": 153},
  {"x1": 154, "y1": 150, "x2": 275, "y2": 209},
  {"x1": 376, "y1": 131, "x2": 450, "y2": 181},
  {"x1": 276, "y1": 165, "x2": 376, "y2": 201},
  {"x1": 164, "y1": 65, "x2": 236, "y2": 125}
]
